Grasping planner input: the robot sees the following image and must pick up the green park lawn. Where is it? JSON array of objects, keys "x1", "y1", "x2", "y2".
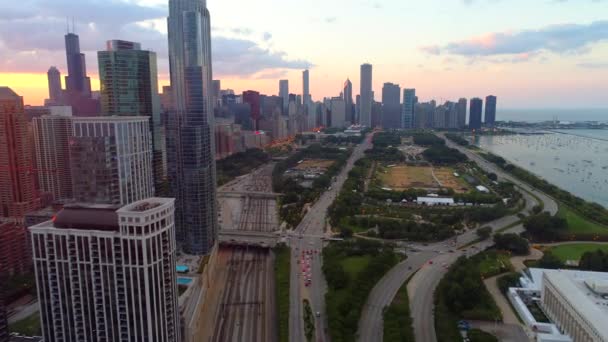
[
  {"x1": 9, "y1": 312, "x2": 41, "y2": 336},
  {"x1": 548, "y1": 243, "x2": 608, "y2": 262},
  {"x1": 341, "y1": 255, "x2": 371, "y2": 279},
  {"x1": 557, "y1": 205, "x2": 608, "y2": 236},
  {"x1": 478, "y1": 252, "x2": 512, "y2": 277}
]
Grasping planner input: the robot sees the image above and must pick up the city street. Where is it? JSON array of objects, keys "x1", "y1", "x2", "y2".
[{"x1": 288, "y1": 132, "x2": 374, "y2": 342}]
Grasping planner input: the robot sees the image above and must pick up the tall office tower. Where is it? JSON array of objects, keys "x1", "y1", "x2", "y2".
[
  {"x1": 457, "y1": 98, "x2": 467, "y2": 129},
  {"x1": 32, "y1": 113, "x2": 74, "y2": 202},
  {"x1": 0, "y1": 87, "x2": 40, "y2": 219},
  {"x1": 70, "y1": 116, "x2": 154, "y2": 205},
  {"x1": 64, "y1": 32, "x2": 92, "y2": 97},
  {"x1": 355, "y1": 94, "x2": 361, "y2": 124},
  {"x1": 485, "y1": 95, "x2": 497, "y2": 127},
  {"x1": 243, "y1": 90, "x2": 261, "y2": 130},
  {"x1": 167, "y1": 0, "x2": 218, "y2": 255},
  {"x1": 303, "y1": 70, "x2": 310, "y2": 109},
  {"x1": 0, "y1": 221, "x2": 31, "y2": 275},
  {"x1": 446, "y1": 102, "x2": 459, "y2": 129},
  {"x1": 360, "y1": 64, "x2": 373, "y2": 127},
  {"x1": 47, "y1": 66, "x2": 63, "y2": 103},
  {"x1": 330, "y1": 97, "x2": 346, "y2": 128},
  {"x1": 279, "y1": 79, "x2": 289, "y2": 111},
  {"x1": 343, "y1": 79, "x2": 354, "y2": 124},
  {"x1": 381, "y1": 82, "x2": 401, "y2": 129},
  {"x1": 469, "y1": 98, "x2": 483, "y2": 130},
  {"x1": 98, "y1": 40, "x2": 166, "y2": 193},
  {"x1": 402, "y1": 88, "x2": 416, "y2": 129},
  {"x1": 212, "y1": 80, "x2": 221, "y2": 109},
  {"x1": 433, "y1": 105, "x2": 447, "y2": 128},
  {"x1": 30, "y1": 198, "x2": 180, "y2": 342}
]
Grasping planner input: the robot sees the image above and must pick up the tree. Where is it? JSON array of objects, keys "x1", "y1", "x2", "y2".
[
  {"x1": 477, "y1": 226, "x2": 492, "y2": 240},
  {"x1": 493, "y1": 233, "x2": 529, "y2": 255},
  {"x1": 488, "y1": 173, "x2": 498, "y2": 181},
  {"x1": 579, "y1": 250, "x2": 608, "y2": 272},
  {"x1": 537, "y1": 251, "x2": 563, "y2": 269},
  {"x1": 523, "y1": 213, "x2": 568, "y2": 241}
]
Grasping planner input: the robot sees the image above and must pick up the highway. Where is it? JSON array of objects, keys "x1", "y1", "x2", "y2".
[
  {"x1": 358, "y1": 134, "x2": 558, "y2": 342},
  {"x1": 407, "y1": 135, "x2": 558, "y2": 342},
  {"x1": 289, "y1": 132, "x2": 375, "y2": 342}
]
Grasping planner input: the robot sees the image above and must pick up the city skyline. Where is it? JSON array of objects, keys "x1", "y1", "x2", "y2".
[{"x1": 1, "y1": 0, "x2": 607, "y2": 109}]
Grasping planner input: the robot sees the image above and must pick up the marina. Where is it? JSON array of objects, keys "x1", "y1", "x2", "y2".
[{"x1": 474, "y1": 129, "x2": 608, "y2": 208}]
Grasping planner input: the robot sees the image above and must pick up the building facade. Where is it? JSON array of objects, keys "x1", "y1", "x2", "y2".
[
  {"x1": 343, "y1": 79, "x2": 354, "y2": 124},
  {"x1": 47, "y1": 66, "x2": 63, "y2": 104},
  {"x1": 0, "y1": 221, "x2": 31, "y2": 276},
  {"x1": 330, "y1": 97, "x2": 346, "y2": 128},
  {"x1": 457, "y1": 98, "x2": 467, "y2": 129},
  {"x1": 359, "y1": 64, "x2": 373, "y2": 127},
  {"x1": 485, "y1": 95, "x2": 497, "y2": 127},
  {"x1": 32, "y1": 114, "x2": 74, "y2": 202},
  {"x1": 279, "y1": 80, "x2": 289, "y2": 111},
  {"x1": 70, "y1": 116, "x2": 154, "y2": 205},
  {"x1": 98, "y1": 40, "x2": 166, "y2": 193},
  {"x1": 302, "y1": 70, "x2": 310, "y2": 114},
  {"x1": 167, "y1": 0, "x2": 218, "y2": 255},
  {"x1": 381, "y1": 82, "x2": 401, "y2": 129},
  {"x1": 402, "y1": 88, "x2": 416, "y2": 129},
  {"x1": 30, "y1": 198, "x2": 180, "y2": 342},
  {"x1": 0, "y1": 87, "x2": 40, "y2": 219},
  {"x1": 469, "y1": 98, "x2": 483, "y2": 130}
]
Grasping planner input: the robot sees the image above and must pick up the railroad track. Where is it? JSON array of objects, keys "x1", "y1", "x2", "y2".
[{"x1": 212, "y1": 247, "x2": 271, "y2": 342}]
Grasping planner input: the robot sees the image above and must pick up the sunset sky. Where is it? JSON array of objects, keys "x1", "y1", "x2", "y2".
[{"x1": 0, "y1": 0, "x2": 607, "y2": 108}]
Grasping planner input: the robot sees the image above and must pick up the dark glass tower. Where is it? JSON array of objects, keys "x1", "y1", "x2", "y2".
[
  {"x1": 485, "y1": 95, "x2": 497, "y2": 127},
  {"x1": 64, "y1": 33, "x2": 91, "y2": 97},
  {"x1": 469, "y1": 98, "x2": 483, "y2": 130},
  {"x1": 167, "y1": 0, "x2": 218, "y2": 255}
]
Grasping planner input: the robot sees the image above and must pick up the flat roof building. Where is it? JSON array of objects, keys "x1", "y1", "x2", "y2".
[{"x1": 30, "y1": 198, "x2": 180, "y2": 342}]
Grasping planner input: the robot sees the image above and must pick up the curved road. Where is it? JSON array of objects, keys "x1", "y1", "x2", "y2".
[{"x1": 357, "y1": 134, "x2": 558, "y2": 342}]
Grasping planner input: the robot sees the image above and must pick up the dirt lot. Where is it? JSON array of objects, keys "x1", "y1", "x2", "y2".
[
  {"x1": 293, "y1": 159, "x2": 335, "y2": 171},
  {"x1": 378, "y1": 165, "x2": 469, "y2": 192}
]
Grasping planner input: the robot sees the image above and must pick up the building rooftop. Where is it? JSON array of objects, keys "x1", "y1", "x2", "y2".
[
  {"x1": 117, "y1": 197, "x2": 173, "y2": 214},
  {"x1": 0, "y1": 87, "x2": 19, "y2": 100},
  {"x1": 53, "y1": 204, "x2": 121, "y2": 231},
  {"x1": 524, "y1": 268, "x2": 608, "y2": 339}
]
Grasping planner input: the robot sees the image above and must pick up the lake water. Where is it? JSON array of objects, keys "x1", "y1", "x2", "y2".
[{"x1": 474, "y1": 129, "x2": 608, "y2": 208}]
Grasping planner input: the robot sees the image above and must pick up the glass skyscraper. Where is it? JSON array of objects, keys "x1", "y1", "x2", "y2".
[
  {"x1": 469, "y1": 98, "x2": 483, "y2": 130},
  {"x1": 98, "y1": 40, "x2": 166, "y2": 193},
  {"x1": 167, "y1": 0, "x2": 218, "y2": 255}
]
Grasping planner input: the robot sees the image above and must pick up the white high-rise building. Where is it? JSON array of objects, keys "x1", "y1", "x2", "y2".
[
  {"x1": 32, "y1": 113, "x2": 74, "y2": 201},
  {"x1": 30, "y1": 198, "x2": 180, "y2": 342},
  {"x1": 359, "y1": 64, "x2": 373, "y2": 127},
  {"x1": 402, "y1": 89, "x2": 416, "y2": 129},
  {"x1": 70, "y1": 116, "x2": 154, "y2": 205}
]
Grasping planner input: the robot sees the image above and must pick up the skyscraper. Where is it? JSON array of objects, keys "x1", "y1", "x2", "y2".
[
  {"x1": 457, "y1": 98, "x2": 467, "y2": 129},
  {"x1": 243, "y1": 90, "x2": 261, "y2": 130},
  {"x1": 279, "y1": 79, "x2": 289, "y2": 111},
  {"x1": 98, "y1": 40, "x2": 166, "y2": 192},
  {"x1": 47, "y1": 66, "x2": 62, "y2": 103},
  {"x1": 402, "y1": 89, "x2": 416, "y2": 129},
  {"x1": 303, "y1": 70, "x2": 310, "y2": 108},
  {"x1": 381, "y1": 82, "x2": 401, "y2": 129},
  {"x1": 30, "y1": 198, "x2": 181, "y2": 342},
  {"x1": 0, "y1": 87, "x2": 40, "y2": 219},
  {"x1": 32, "y1": 113, "x2": 74, "y2": 202},
  {"x1": 485, "y1": 95, "x2": 497, "y2": 127},
  {"x1": 167, "y1": 0, "x2": 218, "y2": 255},
  {"x1": 469, "y1": 98, "x2": 483, "y2": 130},
  {"x1": 70, "y1": 116, "x2": 154, "y2": 205},
  {"x1": 343, "y1": 79, "x2": 354, "y2": 124},
  {"x1": 64, "y1": 32, "x2": 91, "y2": 97},
  {"x1": 360, "y1": 63, "x2": 373, "y2": 127},
  {"x1": 330, "y1": 97, "x2": 346, "y2": 128},
  {"x1": 212, "y1": 79, "x2": 221, "y2": 109}
]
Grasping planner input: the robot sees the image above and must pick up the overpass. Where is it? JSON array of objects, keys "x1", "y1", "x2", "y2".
[
  {"x1": 217, "y1": 191, "x2": 281, "y2": 200},
  {"x1": 218, "y1": 229, "x2": 279, "y2": 248}
]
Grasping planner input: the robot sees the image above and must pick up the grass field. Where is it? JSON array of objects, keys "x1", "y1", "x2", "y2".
[
  {"x1": 378, "y1": 164, "x2": 469, "y2": 192},
  {"x1": 9, "y1": 312, "x2": 41, "y2": 336},
  {"x1": 294, "y1": 159, "x2": 335, "y2": 170},
  {"x1": 478, "y1": 252, "x2": 513, "y2": 277},
  {"x1": 341, "y1": 255, "x2": 372, "y2": 278},
  {"x1": 557, "y1": 205, "x2": 608, "y2": 236},
  {"x1": 547, "y1": 243, "x2": 608, "y2": 262}
]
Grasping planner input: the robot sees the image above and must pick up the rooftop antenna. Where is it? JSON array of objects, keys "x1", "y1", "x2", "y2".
[
  {"x1": 66, "y1": 17, "x2": 70, "y2": 33},
  {"x1": 72, "y1": 17, "x2": 75, "y2": 34}
]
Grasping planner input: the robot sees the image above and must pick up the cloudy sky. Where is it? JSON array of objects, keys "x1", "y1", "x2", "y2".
[{"x1": 0, "y1": 0, "x2": 607, "y2": 108}]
